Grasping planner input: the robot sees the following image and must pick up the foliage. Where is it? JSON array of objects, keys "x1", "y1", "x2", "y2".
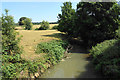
[
  {"x1": 35, "y1": 40, "x2": 69, "y2": 64},
  {"x1": 76, "y1": 2, "x2": 120, "y2": 47},
  {"x1": 35, "y1": 27, "x2": 39, "y2": 30},
  {"x1": 2, "y1": 9, "x2": 22, "y2": 55},
  {"x1": 58, "y1": 2, "x2": 120, "y2": 47},
  {"x1": 27, "y1": 61, "x2": 38, "y2": 74},
  {"x1": 24, "y1": 18, "x2": 33, "y2": 30},
  {"x1": 39, "y1": 20, "x2": 49, "y2": 30},
  {"x1": 1, "y1": 9, "x2": 23, "y2": 78},
  {"x1": 116, "y1": 22, "x2": 120, "y2": 38},
  {"x1": 2, "y1": 63, "x2": 18, "y2": 78},
  {"x1": 57, "y1": 2, "x2": 75, "y2": 34},
  {"x1": 90, "y1": 39, "x2": 120, "y2": 77},
  {"x1": 18, "y1": 17, "x2": 27, "y2": 25},
  {"x1": 52, "y1": 25, "x2": 58, "y2": 29}
]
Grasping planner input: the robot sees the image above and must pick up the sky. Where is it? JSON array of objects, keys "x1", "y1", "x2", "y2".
[
  {"x1": 2, "y1": 2, "x2": 78, "y2": 23},
  {"x1": 1, "y1": 0, "x2": 120, "y2": 23}
]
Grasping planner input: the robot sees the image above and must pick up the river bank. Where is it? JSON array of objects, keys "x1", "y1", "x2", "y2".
[{"x1": 39, "y1": 45, "x2": 102, "y2": 78}]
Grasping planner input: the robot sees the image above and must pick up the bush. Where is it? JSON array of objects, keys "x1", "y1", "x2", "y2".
[
  {"x1": 1, "y1": 9, "x2": 23, "y2": 78},
  {"x1": 116, "y1": 26, "x2": 120, "y2": 38},
  {"x1": 24, "y1": 18, "x2": 33, "y2": 30},
  {"x1": 35, "y1": 40, "x2": 69, "y2": 64},
  {"x1": 18, "y1": 17, "x2": 27, "y2": 26},
  {"x1": 39, "y1": 20, "x2": 49, "y2": 30},
  {"x1": 52, "y1": 25, "x2": 58, "y2": 29},
  {"x1": 35, "y1": 28, "x2": 39, "y2": 30},
  {"x1": 90, "y1": 39, "x2": 120, "y2": 77}
]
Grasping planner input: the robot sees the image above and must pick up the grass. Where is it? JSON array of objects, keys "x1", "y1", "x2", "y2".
[
  {"x1": 15, "y1": 24, "x2": 58, "y2": 30},
  {"x1": 16, "y1": 29, "x2": 62, "y2": 61},
  {"x1": 14, "y1": 28, "x2": 67, "y2": 78}
]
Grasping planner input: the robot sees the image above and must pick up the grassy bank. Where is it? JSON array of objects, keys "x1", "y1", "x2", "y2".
[
  {"x1": 2, "y1": 39, "x2": 69, "y2": 78},
  {"x1": 20, "y1": 40, "x2": 69, "y2": 78},
  {"x1": 90, "y1": 39, "x2": 120, "y2": 78}
]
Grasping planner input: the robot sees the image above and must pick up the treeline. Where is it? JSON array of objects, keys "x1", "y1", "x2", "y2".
[
  {"x1": 17, "y1": 17, "x2": 58, "y2": 30},
  {"x1": 32, "y1": 22, "x2": 58, "y2": 25},
  {"x1": 57, "y1": 2, "x2": 120, "y2": 47},
  {"x1": 18, "y1": 17, "x2": 58, "y2": 25},
  {"x1": 57, "y1": 2, "x2": 120, "y2": 78}
]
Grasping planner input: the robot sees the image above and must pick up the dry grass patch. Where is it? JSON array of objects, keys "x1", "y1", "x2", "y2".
[
  {"x1": 15, "y1": 24, "x2": 58, "y2": 30},
  {"x1": 16, "y1": 30, "x2": 61, "y2": 61}
]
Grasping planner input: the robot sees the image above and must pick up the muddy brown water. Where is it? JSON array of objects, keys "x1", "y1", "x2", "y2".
[{"x1": 40, "y1": 45, "x2": 102, "y2": 78}]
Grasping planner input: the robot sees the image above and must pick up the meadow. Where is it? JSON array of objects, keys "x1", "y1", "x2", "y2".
[{"x1": 15, "y1": 24, "x2": 58, "y2": 30}]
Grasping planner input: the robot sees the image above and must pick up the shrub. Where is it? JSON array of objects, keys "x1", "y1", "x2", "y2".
[
  {"x1": 1, "y1": 9, "x2": 23, "y2": 78},
  {"x1": 39, "y1": 20, "x2": 49, "y2": 30},
  {"x1": 90, "y1": 39, "x2": 120, "y2": 77},
  {"x1": 52, "y1": 25, "x2": 58, "y2": 29},
  {"x1": 58, "y1": 2, "x2": 120, "y2": 48},
  {"x1": 27, "y1": 61, "x2": 38, "y2": 74},
  {"x1": 35, "y1": 28, "x2": 39, "y2": 30},
  {"x1": 35, "y1": 40, "x2": 69, "y2": 64},
  {"x1": 2, "y1": 9, "x2": 22, "y2": 55},
  {"x1": 116, "y1": 26, "x2": 120, "y2": 38},
  {"x1": 24, "y1": 18, "x2": 33, "y2": 30}
]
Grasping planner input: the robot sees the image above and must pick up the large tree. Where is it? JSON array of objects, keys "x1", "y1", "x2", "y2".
[
  {"x1": 57, "y1": 2, "x2": 75, "y2": 35},
  {"x1": 75, "y1": 2, "x2": 120, "y2": 47}
]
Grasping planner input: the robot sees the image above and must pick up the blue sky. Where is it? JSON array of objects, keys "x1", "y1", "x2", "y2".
[{"x1": 2, "y1": 2, "x2": 78, "y2": 23}]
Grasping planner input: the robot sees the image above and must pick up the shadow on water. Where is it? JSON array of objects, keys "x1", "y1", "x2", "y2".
[
  {"x1": 69, "y1": 45, "x2": 102, "y2": 78},
  {"x1": 75, "y1": 56, "x2": 102, "y2": 78}
]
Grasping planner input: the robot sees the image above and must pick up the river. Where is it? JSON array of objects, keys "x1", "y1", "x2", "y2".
[{"x1": 40, "y1": 45, "x2": 101, "y2": 78}]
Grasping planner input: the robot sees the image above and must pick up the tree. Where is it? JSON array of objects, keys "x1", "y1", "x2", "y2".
[
  {"x1": 1, "y1": 9, "x2": 23, "y2": 78},
  {"x1": 24, "y1": 18, "x2": 33, "y2": 30},
  {"x1": 2, "y1": 9, "x2": 22, "y2": 55},
  {"x1": 18, "y1": 17, "x2": 27, "y2": 25},
  {"x1": 75, "y1": 2, "x2": 120, "y2": 47},
  {"x1": 57, "y1": 2, "x2": 75, "y2": 35},
  {"x1": 39, "y1": 20, "x2": 49, "y2": 30}
]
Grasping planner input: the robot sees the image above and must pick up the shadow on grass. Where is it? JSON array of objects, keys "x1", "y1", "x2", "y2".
[{"x1": 42, "y1": 33, "x2": 67, "y2": 40}]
